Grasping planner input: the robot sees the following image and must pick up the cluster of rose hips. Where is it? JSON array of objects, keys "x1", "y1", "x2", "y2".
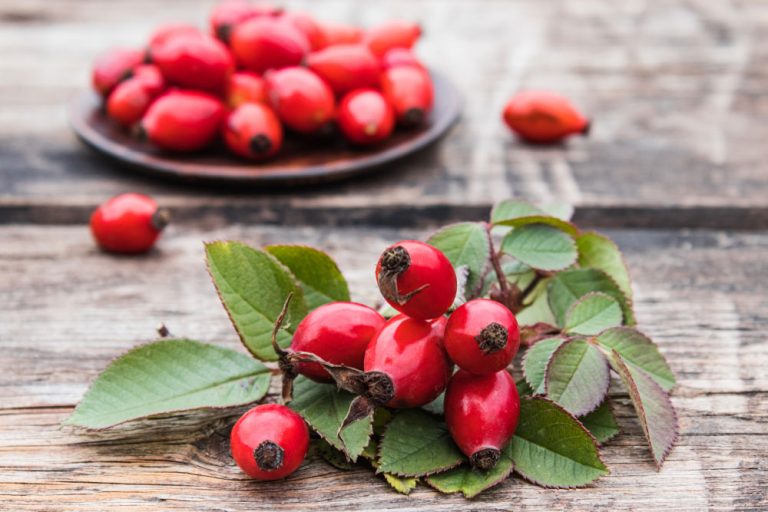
[
  {"x1": 91, "y1": 0, "x2": 434, "y2": 160},
  {"x1": 231, "y1": 240, "x2": 521, "y2": 481}
]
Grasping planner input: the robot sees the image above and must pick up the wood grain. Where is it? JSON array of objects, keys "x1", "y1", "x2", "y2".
[
  {"x1": 1, "y1": 225, "x2": 766, "y2": 510},
  {"x1": 1, "y1": 0, "x2": 767, "y2": 228}
]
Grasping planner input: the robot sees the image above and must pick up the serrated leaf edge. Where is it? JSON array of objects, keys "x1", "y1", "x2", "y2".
[
  {"x1": 425, "y1": 461, "x2": 514, "y2": 499},
  {"x1": 548, "y1": 267, "x2": 636, "y2": 327},
  {"x1": 596, "y1": 326, "x2": 677, "y2": 391},
  {"x1": 583, "y1": 400, "x2": 621, "y2": 446},
  {"x1": 563, "y1": 291, "x2": 622, "y2": 335},
  {"x1": 521, "y1": 336, "x2": 566, "y2": 393},
  {"x1": 577, "y1": 231, "x2": 635, "y2": 301},
  {"x1": 265, "y1": 244, "x2": 351, "y2": 305}
]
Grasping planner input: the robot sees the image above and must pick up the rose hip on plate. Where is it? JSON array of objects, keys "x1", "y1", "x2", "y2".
[
  {"x1": 90, "y1": 193, "x2": 169, "y2": 254},
  {"x1": 106, "y1": 78, "x2": 156, "y2": 127},
  {"x1": 146, "y1": 23, "x2": 202, "y2": 61},
  {"x1": 502, "y1": 90, "x2": 590, "y2": 143},
  {"x1": 365, "y1": 20, "x2": 421, "y2": 57},
  {"x1": 380, "y1": 48, "x2": 425, "y2": 70},
  {"x1": 337, "y1": 89, "x2": 395, "y2": 146},
  {"x1": 306, "y1": 44, "x2": 381, "y2": 96},
  {"x1": 91, "y1": 47, "x2": 143, "y2": 97},
  {"x1": 140, "y1": 90, "x2": 226, "y2": 152},
  {"x1": 223, "y1": 103, "x2": 283, "y2": 160},
  {"x1": 209, "y1": 0, "x2": 281, "y2": 43},
  {"x1": 281, "y1": 11, "x2": 326, "y2": 51},
  {"x1": 225, "y1": 71, "x2": 268, "y2": 108},
  {"x1": 381, "y1": 66, "x2": 434, "y2": 127},
  {"x1": 317, "y1": 21, "x2": 364, "y2": 47},
  {"x1": 130, "y1": 64, "x2": 165, "y2": 96},
  {"x1": 230, "y1": 17, "x2": 310, "y2": 73},
  {"x1": 151, "y1": 33, "x2": 234, "y2": 94},
  {"x1": 265, "y1": 66, "x2": 335, "y2": 135}
]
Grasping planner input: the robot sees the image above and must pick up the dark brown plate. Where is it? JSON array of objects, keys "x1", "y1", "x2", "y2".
[{"x1": 69, "y1": 70, "x2": 462, "y2": 186}]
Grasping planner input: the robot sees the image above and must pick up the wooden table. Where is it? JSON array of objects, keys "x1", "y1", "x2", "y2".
[{"x1": 1, "y1": 0, "x2": 766, "y2": 510}]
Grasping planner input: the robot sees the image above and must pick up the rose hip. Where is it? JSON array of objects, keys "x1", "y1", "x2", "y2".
[
  {"x1": 281, "y1": 11, "x2": 326, "y2": 51},
  {"x1": 210, "y1": 0, "x2": 280, "y2": 43},
  {"x1": 502, "y1": 91, "x2": 590, "y2": 143},
  {"x1": 91, "y1": 48, "x2": 143, "y2": 97},
  {"x1": 146, "y1": 24, "x2": 202, "y2": 61},
  {"x1": 265, "y1": 67, "x2": 335, "y2": 135},
  {"x1": 130, "y1": 64, "x2": 165, "y2": 96},
  {"x1": 140, "y1": 90, "x2": 225, "y2": 152},
  {"x1": 306, "y1": 44, "x2": 381, "y2": 96},
  {"x1": 106, "y1": 78, "x2": 155, "y2": 127},
  {"x1": 90, "y1": 193, "x2": 169, "y2": 254},
  {"x1": 365, "y1": 20, "x2": 421, "y2": 57},
  {"x1": 151, "y1": 34, "x2": 234, "y2": 93},
  {"x1": 223, "y1": 103, "x2": 283, "y2": 160},
  {"x1": 231, "y1": 17, "x2": 310, "y2": 73},
  {"x1": 380, "y1": 48, "x2": 425, "y2": 70},
  {"x1": 337, "y1": 89, "x2": 395, "y2": 146},
  {"x1": 225, "y1": 71, "x2": 268, "y2": 108},
  {"x1": 381, "y1": 66, "x2": 434, "y2": 127},
  {"x1": 317, "y1": 21, "x2": 363, "y2": 47}
]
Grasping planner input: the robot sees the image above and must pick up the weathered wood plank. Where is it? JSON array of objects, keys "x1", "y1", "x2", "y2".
[
  {"x1": 0, "y1": 225, "x2": 766, "y2": 510},
  {"x1": 1, "y1": 0, "x2": 767, "y2": 228}
]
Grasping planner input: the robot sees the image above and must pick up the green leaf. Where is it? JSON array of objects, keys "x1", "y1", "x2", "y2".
[
  {"x1": 564, "y1": 292, "x2": 623, "y2": 335},
  {"x1": 595, "y1": 327, "x2": 676, "y2": 391},
  {"x1": 580, "y1": 401, "x2": 620, "y2": 445},
  {"x1": 265, "y1": 245, "x2": 350, "y2": 311},
  {"x1": 426, "y1": 442, "x2": 514, "y2": 498},
  {"x1": 576, "y1": 232, "x2": 633, "y2": 300},
  {"x1": 516, "y1": 378, "x2": 533, "y2": 396},
  {"x1": 378, "y1": 409, "x2": 464, "y2": 477},
  {"x1": 522, "y1": 337, "x2": 564, "y2": 394},
  {"x1": 548, "y1": 268, "x2": 634, "y2": 326},
  {"x1": 315, "y1": 440, "x2": 354, "y2": 470},
  {"x1": 206, "y1": 241, "x2": 308, "y2": 361},
  {"x1": 501, "y1": 225, "x2": 578, "y2": 271},
  {"x1": 516, "y1": 279, "x2": 556, "y2": 326},
  {"x1": 65, "y1": 339, "x2": 270, "y2": 429},
  {"x1": 611, "y1": 351, "x2": 678, "y2": 468},
  {"x1": 545, "y1": 338, "x2": 610, "y2": 416},
  {"x1": 427, "y1": 222, "x2": 490, "y2": 298},
  {"x1": 422, "y1": 392, "x2": 445, "y2": 415},
  {"x1": 289, "y1": 376, "x2": 372, "y2": 461},
  {"x1": 510, "y1": 397, "x2": 608, "y2": 487},
  {"x1": 384, "y1": 473, "x2": 419, "y2": 495},
  {"x1": 541, "y1": 202, "x2": 574, "y2": 221},
  {"x1": 491, "y1": 199, "x2": 546, "y2": 222},
  {"x1": 491, "y1": 200, "x2": 578, "y2": 235}
]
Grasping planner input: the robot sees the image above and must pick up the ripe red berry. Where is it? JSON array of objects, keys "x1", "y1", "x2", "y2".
[
  {"x1": 210, "y1": 0, "x2": 280, "y2": 43},
  {"x1": 380, "y1": 48, "x2": 425, "y2": 70},
  {"x1": 130, "y1": 64, "x2": 166, "y2": 96},
  {"x1": 444, "y1": 299, "x2": 520, "y2": 375},
  {"x1": 281, "y1": 11, "x2": 326, "y2": 51},
  {"x1": 381, "y1": 66, "x2": 434, "y2": 127},
  {"x1": 223, "y1": 103, "x2": 283, "y2": 160},
  {"x1": 225, "y1": 71, "x2": 267, "y2": 109},
  {"x1": 290, "y1": 302, "x2": 386, "y2": 383},
  {"x1": 90, "y1": 193, "x2": 169, "y2": 254},
  {"x1": 140, "y1": 90, "x2": 226, "y2": 152},
  {"x1": 306, "y1": 44, "x2": 381, "y2": 96},
  {"x1": 317, "y1": 21, "x2": 363, "y2": 47},
  {"x1": 152, "y1": 34, "x2": 234, "y2": 94},
  {"x1": 444, "y1": 369, "x2": 520, "y2": 470},
  {"x1": 230, "y1": 404, "x2": 309, "y2": 481},
  {"x1": 365, "y1": 20, "x2": 421, "y2": 57},
  {"x1": 363, "y1": 315, "x2": 452, "y2": 408},
  {"x1": 231, "y1": 17, "x2": 310, "y2": 73},
  {"x1": 91, "y1": 48, "x2": 143, "y2": 97},
  {"x1": 106, "y1": 78, "x2": 155, "y2": 127},
  {"x1": 376, "y1": 240, "x2": 456, "y2": 320},
  {"x1": 502, "y1": 91, "x2": 590, "y2": 143},
  {"x1": 337, "y1": 89, "x2": 395, "y2": 146},
  {"x1": 147, "y1": 24, "x2": 202, "y2": 61},
  {"x1": 265, "y1": 67, "x2": 335, "y2": 134}
]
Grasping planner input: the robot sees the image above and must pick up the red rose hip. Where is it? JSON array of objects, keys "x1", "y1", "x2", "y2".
[
  {"x1": 225, "y1": 71, "x2": 267, "y2": 108},
  {"x1": 230, "y1": 404, "x2": 309, "y2": 481},
  {"x1": 91, "y1": 47, "x2": 143, "y2": 97},
  {"x1": 306, "y1": 44, "x2": 381, "y2": 95},
  {"x1": 223, "y1": 103, "x2": 283, "y2": 160},
  {"x1": 231, "y1": 17, "x2": 309, "y2": 73},
  {"x1": 365, "y1": 20, "x2": 421, "y2": 57},
  {"x1": 502, "y1": 91, "x2": 590, "y2": 143},
  {"x1": 140, "y1": 90, "x2": 225, "y2": 152},
  {"x1": 147, "y1": 24, "x2": 202, "y2": 61},
  {"x1": 363, "y1": 315, "x2": 452, "y2": 408},
  {"x1": 130, "y1": 64, "x2": 165, "y2": 96},
  {"x1": 337, "y1": 89, "x2": 394, "y2": 146},
  {"x1": 90, "y1": 193, "x2": 169, "y2": 254},
  {"x1": 210, "y1": 0, "x2": 280, "y2": 43},
  {"x1": 290, "y1": 302, "x2": 386, "y2": 382},
  {"x1": 444, "y1": 369, "x2": 520, "y2": 470},
  {"x1": 282, "y1": 11, "x2": 326, "y2": 51},
  {"x1": 265, "y1": 67, "x2": 335, "y2": 134},
  {"x1": 381, "y1": 66, "x2": 434, "y2": 127},
  {"x1": 376, "y1": 240, "x2": 456, "y2": 320},
  {"x1": 380, "y1": 48, "x2": 425, "y2": 70},
  {"x1": 444, "y1": 299, "x2": 520, "y2": 375},
  {"x1": 151, "y1": 34, "x2": 234, "y2": 93},
  {"x1": 318, "y1": 21, "x2": 363, "y2": 47},
  {"x1": 106, "y1": 78, "x2": 155, "y2": 127}
]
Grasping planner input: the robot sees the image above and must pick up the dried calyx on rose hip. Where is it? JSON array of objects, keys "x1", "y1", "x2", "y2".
[
  {"x1": 230, "y1": 404, "x2": 309, "y2": 481},
  {"x1": 444, "y1": 298, "x2": 521, "y2": 375},
  {"x1": 90, "y1": 193, "x2": 170, "y2": 254},
  {"x1": 444, "y1": 369, "x2": 520, "y2": 470},
  {"x1": 376, "y1": 240, "x2": 457, "y2": 320}
]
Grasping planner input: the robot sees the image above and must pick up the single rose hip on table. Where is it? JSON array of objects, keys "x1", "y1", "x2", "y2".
[
  {"x1": 306, "y1": 44, "x2": 381, "y2": 95},
  {"x1": 151, "y1": 33, "x2": 234, "y2": 94},
  {"x1": 444, "y1": 369, "x2": 520, "y2": 470},
  {"x1": 381, "y1": 65, "x2": 434, "y2": 127},
  {"x1": 225, "y1": 71, "x2": 267, "y2": 109},
  {"x1": 265, "y1": 67, "x2": 335, "y2": 135},
  {"x1": 209, "y1": 0, "x2": 280, "y2": 43},
  {"x1": 444, "y1": 298, "x2": 520, "y2": 375},
  {"x1": 502, "y1": 90, "x2": 590, "y2": 143},
  {"x1": 223, "y1": 103, "x2": 283, "y2": 160},
  {"x1": 376, "y1": 240, "x2": 456, "y2": 320},
  {"x1": 289, "y1": 302, "x2": 386, "y2": 382},
  {"x1": 337, "y1": 89, "x2": 394, "y2": 146},
  {"x1": 140, "y1": 90, "x2": 225, "y2": 152},
  {"x1": 91, "y1": 47, "x2": 143, "y2": 97},
  {"x1": 365, "y1": 20, "x2": 421, "y2": 57},
  {"x1": 90, "y1": 193, "x2": 169, "y2": 254},
  {"x1": 230, "y1": 17, "x2": 310, "y2": 73},
  {"x1": 230, "y1": 404, "x2": 309, "y2": 481}
]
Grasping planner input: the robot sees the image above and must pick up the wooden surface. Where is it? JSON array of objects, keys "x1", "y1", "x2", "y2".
[
  {"x1": 0, "y1": 225, "x2": 766, "y2": 510},
  {"x1": 1, "y1": 0, "x2": 767, "y2": 228},
  {"x1": 1, "y1": 0, "x2": 767, "y2": 510}
]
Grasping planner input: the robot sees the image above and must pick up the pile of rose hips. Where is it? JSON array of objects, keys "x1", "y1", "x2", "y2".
[
  {"x1": 92, "y1": 0, "x2": 433, "y2": 160},
  {"x1": 231, "y1": 240, "x2": 521, "y2": 480}
]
